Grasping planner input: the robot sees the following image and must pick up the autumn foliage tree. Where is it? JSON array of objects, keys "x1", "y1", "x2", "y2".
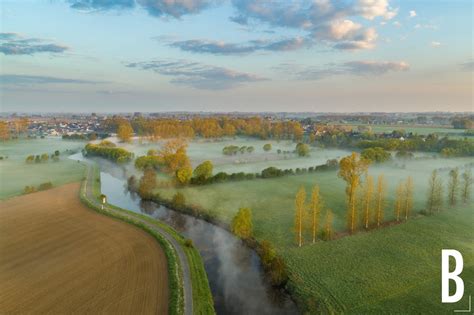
[
  {"x1": 361, "y1": 175, "x2": 374, "y2": 229},
  {"x1": 374, "y1": 175, "x2": 386, "y2": 227},
  {"x1": 138, "y1": 168, "x2": 157, "y2": 199},
  {"x1": 294, "y1": 186, "x2": 306, "y2": 247},
  {"x1": 338, "y1": 153, "x2": 369, "y2": 234},
  {"x1": 0, "y1": 121, "x2": 10, "y2": 141},
  {"x1": 323, "y1": 209, "x2": 334, "y2": 241},
  {"x1": 231, "y1": 208, "x2": 253, "y2": 239},
  {"x1": 117, "y1": 121, "x2": 133, "y2": 143},
  {"x1": 404, "y1": 176, "x2": 414, "y2": 220},
  {"x1": 309, "y1": 186, "x2": 322, "y2": 243},
  {"x1": 394, "y1": 181, "x2": 404, "y2": 221}
]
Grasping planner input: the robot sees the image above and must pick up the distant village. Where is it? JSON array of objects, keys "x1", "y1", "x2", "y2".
[{"x1": 0, "y1": 111, "x2": 472, "y2": 139}]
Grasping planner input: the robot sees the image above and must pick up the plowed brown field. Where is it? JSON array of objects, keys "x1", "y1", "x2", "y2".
[{"x1": 0, "y1": 182, "x2": 168, "y2": 314}]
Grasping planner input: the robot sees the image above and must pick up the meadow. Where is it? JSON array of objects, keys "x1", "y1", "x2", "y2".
[
  {"x1": 0, "y1": 138, "x2": 85, "y2": 199},
  {"x1": 347, "y1": 124, "x2": 470, "y2": 139},
  {"x1": 144, "y1": 139, "x2": 474, "y2": 313}
]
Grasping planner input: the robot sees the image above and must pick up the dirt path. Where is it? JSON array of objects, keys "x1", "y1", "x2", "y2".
[{"x1": 0, "y1": 183, "x2": 169, "y2": 314}]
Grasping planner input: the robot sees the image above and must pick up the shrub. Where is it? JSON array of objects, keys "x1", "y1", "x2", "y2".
[
  {"x1": 38, "y1": 182, "x2": 53, "y2": 191},
  {"x1": 263, "y1": 143, "x2": 272, "y2": 151},
  {"x1": 184, "y1": 239, "x2": 193, "y2": 248},
  {"x1": 261, "y1": 167, "x2": 284, "y2": 178},
  {"x1": 296, "y1": 143, "x2": 310, "y2": 156}
]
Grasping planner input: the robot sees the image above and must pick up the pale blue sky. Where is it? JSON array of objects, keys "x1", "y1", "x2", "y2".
[{"x1": 0, "y1": 0, "x2": 472, "y2": 112}]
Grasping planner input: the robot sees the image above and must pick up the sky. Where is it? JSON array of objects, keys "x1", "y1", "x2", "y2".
[{"x1": 0, "y1": 0, "x2": 472, "y2": 113}]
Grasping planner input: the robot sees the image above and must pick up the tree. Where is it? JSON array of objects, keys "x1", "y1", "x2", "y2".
[
  {"x1": 309, "y1": 186, "x2": 322, "y2": 243},
  {"x1": 25, "y1": 155, "x2": 34, "y2": 163},
  {"x1": 171, "y1": 192, "x2": 186, "y2": 209},
  {"x1": 269, "y1": 256, "x2": 288, "y2": 286},
  {"x1": 296, "y1": 143, "x2": 310, "y2": 157},
  {"x1": 263, "y1": 143, "x2": 272, "y2": 151},
  {"x1": 448, "y1": 168, "x2": 459, "y2": 206},
  {"x1": 294, "y1": 186, "x2": 306, "y2": 247},
  {"x1": 138, "y1": 168, "x2": 157, "y2": 199},
  {"x1": 231, "y1": 208, "x2": 253, "y2": 239},
  {"x1": 40, "y1": 153, "x2": 49, "y2": 162},
  {"x1": 117, "y1": 121, "x2": 133, "y2": 142},
  {"x1": 338, "y1": 153, "x2": 369, "y2": 234},
  {"x1": 361, "y1": 147, "x2": 391, "y2": 163},
  {"x1": 427, "y1": 170, "x2": 443, "y2": 214},
  {"x1": 176, "y1": 166, "x2": 193, "y2": 185},
  {"x1": 394, "y1": 181, "x2": 404, "y2": 221},
  {"x1": 193, "y1": 160, "x2": 213, "y2": 182},
  {"x1": 361, "y1": 175, "x2": 374, "y2": 229},
  {"x1": 374, "y1": 175, "x2": 386, "y2": 227},
  {"x1": 0, "y1": 121, "x2": 10, "y2": 141},
  {"x1": 158, "y1": 139, "x2": 191, "y2": 175},
  {"x1": 404, "y1": 176, "x2": 414, "y2": 220},
  {"x1": 323, "y1": 209, "x2": 334, "y2": 241},
  {"x1": 260, "y1": 240, "x2": 276, "y2": 267},
  {"x1": 461, "y1": 169, "x2": 473, "y2": 203}
]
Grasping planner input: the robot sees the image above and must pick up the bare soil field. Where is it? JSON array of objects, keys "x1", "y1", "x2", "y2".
[{"x1": 0, "y1": 182, "x2": 168, "y2": 314}]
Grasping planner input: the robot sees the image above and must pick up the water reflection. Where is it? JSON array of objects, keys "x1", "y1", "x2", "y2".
[{"x1": 98, "y1": 170, "x2": 298, "y2": 314}]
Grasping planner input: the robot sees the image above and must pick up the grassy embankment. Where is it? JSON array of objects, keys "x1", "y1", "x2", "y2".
[
  {"x1": 85, "y1": 165, "x2": 215, "y2": 315},
  {"x1": 154, "y1": 155, "x2": 473, "y2": 313}
]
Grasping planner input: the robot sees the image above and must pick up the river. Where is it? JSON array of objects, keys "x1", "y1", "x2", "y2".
[{"x1": 71, "y1": 154, "x2": 298, "y2": 314}]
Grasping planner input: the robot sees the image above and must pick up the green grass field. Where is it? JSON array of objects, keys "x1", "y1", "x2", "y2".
[
  {"x1": 154, "y1": 153, "x2": 473, "y2": 313},
  {"x1": 0, "y1": 138, "x2": 85, "y2": 199}
]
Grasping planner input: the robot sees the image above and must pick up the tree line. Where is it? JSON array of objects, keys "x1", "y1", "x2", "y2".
[
  {"x1": 84, "y1": 141, "x2": 134, "y2": 163},
  {"x1": 106, "y1": 116, "x2": 305, "y2": 141}
]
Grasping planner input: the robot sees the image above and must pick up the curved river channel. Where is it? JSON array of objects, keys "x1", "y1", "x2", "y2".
[{"x1": 73, "y1": 155, "x2": 298, "y2": 314}]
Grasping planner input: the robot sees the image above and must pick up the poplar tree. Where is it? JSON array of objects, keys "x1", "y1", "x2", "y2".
[
  {"x1": 309, "y1": 186, "x2": 322, "y2": 243},
  {"x1": 394, "y1": 181, "x2": 404, "y2": 221},
  {"x1": 461, "y1": 169, "x2": 473, "y2": 203},
  {"x1": 323, "y1": 209, "x2": 334, "y2": 241},
  {"x1": 448, "y1": 168, "x2": 459, "y2": 206},
  {"x1": 427, "y1": 170, "x2": 443, "y2": 214},
  {"x1": 338, "y1": 153, "x2": 369, "y2": 234},
  {"x1": 361, "y1": 175, "x2": 374, "y2": 229},
  {"x1": 294, "y1": 186, "x2": 306, "y2": 247},
  {"x1": 374, "y1": 174, "x2": 386, "y2": 227},
  {"x1": 404, "y1": 176, "x2": 414, "y2": 220}
]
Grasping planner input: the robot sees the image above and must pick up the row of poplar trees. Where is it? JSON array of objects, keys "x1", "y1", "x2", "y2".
[{"x1": 294, "y1": 152, "x2": 473, "y2": 246}]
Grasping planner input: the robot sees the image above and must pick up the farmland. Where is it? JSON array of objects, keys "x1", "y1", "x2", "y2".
[
  {"x1": 0, "y1": 182, "x2": 169, "y2": 314},
  {"x1": 0, "y1": 138, "x2": 85, "y2": 199},
  {"x1": 139, "y1": 137, "x2": 474, "y2": 313}
]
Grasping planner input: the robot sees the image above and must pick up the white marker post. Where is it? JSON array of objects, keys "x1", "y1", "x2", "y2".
[{"x1": 100, "y1": 194, "x2": 107, "y2": 210}]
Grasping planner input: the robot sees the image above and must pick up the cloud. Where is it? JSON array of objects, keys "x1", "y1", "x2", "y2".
[
  {"x1": 459, "y1": 60, "x2": 474, "y2": 72},
  {"x1": 0, "y1": 33, "x2": 69, "y2": 55},
  {"x1": 393, "y1": 21, "x2": 401, "y2": 27},
  {"x1": 409, "y1": 10, "x2": 416, "y2": 18},
  {"x1": 125, "y1": 59, "x2": 268, "y2": 89},
  {"x1": 278, "y1": 60, "x2": 409, "y2": 80},
  {"x1": 67, "y1": 0, "x2": 135, "y2": 11},
  {"x1": 168, "y1": 37, "x2": 307, "y2": 55},
  {"x1": 0, "y1": 74, "x2": 103, "y2": 86},
  {"x1": 229, "y1": 0, "x2": 398, "y2": 51},
  {"x1": 68, "y1": 0, "x2": 219, "y2": 18},
  {"x1": 431, "y1": 41, "x2": 441, "y2": 47}
]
